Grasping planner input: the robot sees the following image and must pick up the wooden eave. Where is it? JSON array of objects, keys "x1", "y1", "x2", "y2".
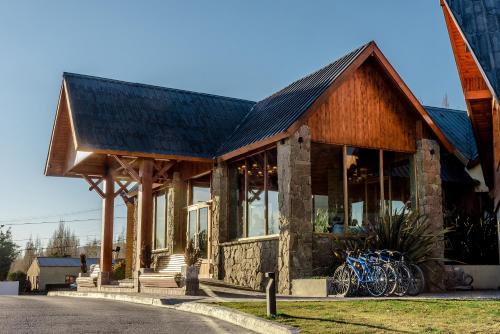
[
  {"x1": 441, "y1": 0, "x2": 496, "y2": 187},
  {"x1": 219, "y1": 42, "x2": 455, "y2": 161},
  {"x1": 45, "y1": 80, "x2": 213, "y2": 179}
]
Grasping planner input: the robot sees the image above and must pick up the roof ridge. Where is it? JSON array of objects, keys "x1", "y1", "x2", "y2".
[
  {"x1": 216, "y1": 41, "x2": 373, "y2": 155},
  {"x1": 63, "y1": 72, "x2": 256, "y2": 105},
  {"x1": 423, "y1": 105, "x2": 468, "y2": 115}
]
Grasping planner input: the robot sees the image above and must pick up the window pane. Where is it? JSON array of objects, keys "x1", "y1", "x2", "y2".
[
  {"x1": 199, "y1": 207, "x2": 209, "y2": 258},
  {"x1": 155, "y1": 192, "x2": 166, "y2": 249},
  {"x1": 383, "y1": 151, "x2": 412, "y2": 216},
  {"x1": 267, "y1": 149, "x2": 279, "y2": 234},
  {"x1": 311, "y1": 144, "x2": 344, "y2": 234},
  {"x1": 247, "y1": 153, "x2": 266, "y2": 237},
  {"x1": 192, "y1": 186, "x2": 211, "y2": 203},
  {"x1": 188, "y1": 210, "x2": 197, "y2": 244},
  {"x1": 347, "y1": 147, "x2": 380, "y2": 231},
  {"x1": 229, "y1": 161, "x2": 246, "y2": 239}
]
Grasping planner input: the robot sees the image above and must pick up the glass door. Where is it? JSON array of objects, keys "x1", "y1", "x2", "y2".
[{"x1": 187, "y1": 203, "x2": 211, "y2": 277}]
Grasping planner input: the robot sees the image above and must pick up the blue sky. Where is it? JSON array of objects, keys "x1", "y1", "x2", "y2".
[{"x1": 0, "y1": 0, "x2": 464, "y2": 250}]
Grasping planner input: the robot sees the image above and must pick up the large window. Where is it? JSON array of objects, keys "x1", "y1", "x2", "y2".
[
  {"x1": 229, "y1": 148, "x2": 279, "y2": 239},
  {"x1": 311, "y1": 143, "x2": 412, "y2": 235},
  {"x1": 154, "y1": 191, "x2": 167, "y2": 249}
]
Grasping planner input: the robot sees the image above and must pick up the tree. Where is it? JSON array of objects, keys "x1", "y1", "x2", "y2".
[
  {"x1": 0, "y1": 226, "x2": 19, "y2": 280},
  {"x1": 45, "y1": 223, "x2": 80, "y2": 257},
  {"x1": 22, "y1": 236, "x2": 42, "y2": 271},
  {"x1": 83, "y1": 238, "x2": 100, "y2": 258}
]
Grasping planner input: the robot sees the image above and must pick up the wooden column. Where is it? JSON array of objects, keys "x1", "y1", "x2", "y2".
[
  {"x1": 100, "y1": 170, "x2": 114, "y2": 281},
  {"x1": 136, "y1": 159, "x2": 154, "y2": 269}
]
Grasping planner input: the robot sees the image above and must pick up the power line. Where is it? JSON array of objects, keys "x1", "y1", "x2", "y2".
[
  {"x1": 3, "y1": 217, "x2": 126, "y2": 227},
  {"x1": 0, "y1": 203, "x2": 126, "y2": 223}
]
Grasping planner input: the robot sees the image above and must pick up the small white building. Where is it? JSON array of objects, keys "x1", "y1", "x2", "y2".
[{"x1": 27, "y1": 257, "x2": 98, "y2": 291}]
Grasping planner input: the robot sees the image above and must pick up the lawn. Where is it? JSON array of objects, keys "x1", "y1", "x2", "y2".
[{"x1": 219, "y1": 299, "x2": 500, "y2": 333}]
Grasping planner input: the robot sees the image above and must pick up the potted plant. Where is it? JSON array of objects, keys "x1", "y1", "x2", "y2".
[{"x1": 182, "y1": 239, "x2": 201, "y2": 295}]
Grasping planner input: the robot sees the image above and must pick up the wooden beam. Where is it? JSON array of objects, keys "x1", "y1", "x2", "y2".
[
  {"x1": 136, "y1": 159, "x2": 154, "y2": 269},
  {"x1": 100, "y1": 171, "x2": 114, "y2": 277},
  {"x1": 153, "y1": 161, "x2": 175, "y2": 183},
  {"x1": 82, "y1": 174, "x2": 105, "y2": 199},
  {"x1": 465, "y1": 89, "x2": 492, "y2": 100},
  {"x1": 112, "y1": 155, "x2": 140, "y2": 182},
  {"x1": 114, "y1": 179, "x2": 132, "y2": 198}
]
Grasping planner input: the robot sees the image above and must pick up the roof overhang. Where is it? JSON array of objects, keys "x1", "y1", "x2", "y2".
[{"x1": 219, "y1": 42, "x2": 456, "y2": 161}]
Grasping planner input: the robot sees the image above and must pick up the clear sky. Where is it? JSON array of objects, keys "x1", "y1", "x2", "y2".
[{"x1": 0, "y1": 0, "x2": 465, "y2": 251}]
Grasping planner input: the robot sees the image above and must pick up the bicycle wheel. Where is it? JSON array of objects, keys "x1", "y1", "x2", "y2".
[
  {"x1": 393, "y1": 263, "x2": 411, "y2": 296},
  {"x1": 383, "y1": 263, "x2": 398, "y2": 296},
  {"x1": 366, "y1": 265, "x2": 388, "y2": 297},
  {"x1": 407, "y1": 264, "x2": 425, "y2": 296},
  {"x1": 332, "y1": 264, "x2": 351, "y2": 297},
  {"x1": 331, "y1": 264, "x2": 346, "y2": 295}
]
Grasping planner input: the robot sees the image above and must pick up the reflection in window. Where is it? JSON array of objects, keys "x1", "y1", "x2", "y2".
[
  {"x1": 229, "y1": 148, "x2": 279, "y2": 239},
  {"x1": 247, "y1": 154, "x2": 266, "y2": 237},
  {"x1": 346, "y1": 147, "x2": 380, "y2": 229},
  {"x1": 198, "y1": 207, "x2": 208, "y2": 258},
  {"x1": 154, "y1": 191, "x2": 167, "y2": 249},
  {"x1": 311, "y1": 144, "x2": 344, "y2": 233},
  {"x1": 192, "y1": 186, "x2": 211, "y2": 203},
  {"x1": 383, "y1": 151, "x2": 412, "y2": 216},
  {"x1": 188, "y1": 210, "x2": 197, "y2": 243}
]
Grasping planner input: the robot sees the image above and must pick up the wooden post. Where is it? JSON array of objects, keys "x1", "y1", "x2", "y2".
[
  {"x1": 342, "y1": 145, "x2": 349, "y2": 229},
  {"x1": 100, "y1": 170, "x2": 114, "y2": 283},
  {"x1": 379, "y1": 150, "x2": 385, "y2": 218},
  {"x1": 136, "y1": 159, "x2": 154, "y2": 269}
]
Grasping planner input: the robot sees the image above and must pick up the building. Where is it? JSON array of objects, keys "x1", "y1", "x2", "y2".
[
  {"x1": 440, "y1": 0, "x2": 500, "y2": 222},
  {"x1": 44, "y1": 40, "x2": 495, "y2": 294},
  {"x1": 27, "y1": 257, "x2": 98, "y2": 291}
]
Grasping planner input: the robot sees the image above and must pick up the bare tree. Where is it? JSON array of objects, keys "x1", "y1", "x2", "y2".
[
  {"x1": 83, "y1": 238, "x2": 100, "y2": 258},
  {"x1": 45, "y1": 223, "x2": 80, "y2": 257}
]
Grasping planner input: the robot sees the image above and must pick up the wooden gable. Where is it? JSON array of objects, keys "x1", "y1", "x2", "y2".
[{"x1": 306, "y1": 57, "x2": 423, "y2": 152}]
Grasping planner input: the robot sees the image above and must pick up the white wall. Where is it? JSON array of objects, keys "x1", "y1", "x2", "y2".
[{"x1": 0, "y1": 281, "x2": 19, "y2": 295}]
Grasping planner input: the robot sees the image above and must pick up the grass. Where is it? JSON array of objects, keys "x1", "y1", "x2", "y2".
[{"x1": 219, "y1": 299, "x2": 500, "y2": 333}]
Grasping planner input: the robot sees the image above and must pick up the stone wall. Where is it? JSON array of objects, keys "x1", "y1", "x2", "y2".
[
  {"x1": 414, "y1": 139, "x2": 444, "y2": 289},
  {"x1": 211, "y1": 163, "x2": 228, "y2": 279},
  {"x1": 312, "y1": 233, "x2": 336, "y2": 276},
  {"x1": 277, "y1": 125, "x2": 313, "y2": 294},
  {"x1": 220, "y1": 237, "x2": 278, "y2": 291},
  {"x1": 168, "y1": 172, "x2": 187, "y2": 253}
]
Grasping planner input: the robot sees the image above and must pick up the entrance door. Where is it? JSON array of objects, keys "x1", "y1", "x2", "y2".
[{"x1": 187, "y1": 203, "x2": 211, "y2": 278}]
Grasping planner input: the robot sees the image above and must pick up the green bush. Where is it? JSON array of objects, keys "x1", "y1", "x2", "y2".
[
  {"x1": 111, "y1": 260, "x2": 126, "y2": 280},
  {"x1": 7, "y1": 270, "x2": 27, "y2": 293}
]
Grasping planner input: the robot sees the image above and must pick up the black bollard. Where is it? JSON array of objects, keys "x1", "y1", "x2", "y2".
[{"x1": 265, "y1": 272, "x2": 276, "y2": 317}]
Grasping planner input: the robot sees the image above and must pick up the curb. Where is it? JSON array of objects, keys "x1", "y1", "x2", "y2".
[{"x1": 48, "y1": 291, "x2": 299, "y2": 334}]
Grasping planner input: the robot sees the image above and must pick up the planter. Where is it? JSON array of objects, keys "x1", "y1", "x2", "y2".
[
  {"x1": 182, "y1": 265, "x2": 199, "y2": 295},
  {"x1": 292, "y1": 278, "x2": 333, "y2": 297}
]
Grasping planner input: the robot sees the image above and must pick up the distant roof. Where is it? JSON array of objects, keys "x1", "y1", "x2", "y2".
[
  {"x1": 64, "y1": 73, "x2": 255, "y2": 159},
  {"x1": 445, "y1": 0, "x2": 500, "y2": 100},
  {"x1": 217, "y1": 43, "x2": 370, "y2": 155},
  {"x1": 37, "y1": 257, "x2": 99, "y2": 267},
  {"x1": 424, "y1": 106, "x2": 479, "y2": 163}
]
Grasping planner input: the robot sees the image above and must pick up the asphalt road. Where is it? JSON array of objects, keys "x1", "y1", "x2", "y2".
[{"x1": 0, "y1": 296, "x2": 254, "y2": 334}]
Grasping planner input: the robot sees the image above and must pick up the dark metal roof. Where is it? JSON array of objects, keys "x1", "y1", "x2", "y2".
[
  {"x1": 445, "y1": 0, "x2": 500, "y2": 100},
  {"x1": 64, "y1": 73, "x2": 255, "y2": 159},
  {"x1": 217, "y1": 42, "x2": 371, "y2": 155},
  {"x1": 424, "y1": 106, "x2": 479, "y2": 162},
  {"x1": 37, "y1": 257, "x2": 99, "y2": 267}
]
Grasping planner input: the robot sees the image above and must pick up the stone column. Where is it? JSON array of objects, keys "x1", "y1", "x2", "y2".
[
  {"x1": 99, "y1": 170, "x2": 114, "y2": 285},
  {"x1": 168, "y1": 171, "x2": 187, "y2": 254},
  {"x1": 211, "y1": 162, "x2": 228, "y2": 279},
  {"x1": 277, "y1": 125, "x2": 313, "y2": 294},
  {"x1": 125, "y1": 199, "x2": 136, "y2": 278},
  {"x1": 414, "y1": 139, "x2": 444, "y2": 289}
]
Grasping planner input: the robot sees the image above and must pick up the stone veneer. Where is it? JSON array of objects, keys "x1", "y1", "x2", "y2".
[
  {"x1": 220, "y1": 237, "x2": 279, "y2": 291},
  {"x1": 414, "y1": 139, "x2": 444, "y2": 289},
  {"x1": 168, "y1": 172, "x2": 187, "y2": 253},
  {"x1": 277, "y1": 125, "x2": 313, "y2": 294},
  {"x1": 312, "y1": 233, "x2": 337, "y2": 276},
  {"x1": 211, "y1": 162, "x2": 228, "y2": 279}
]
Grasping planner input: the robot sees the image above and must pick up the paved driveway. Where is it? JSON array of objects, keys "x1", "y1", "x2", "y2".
[{"x1": 0, "y1": 296, "x2": 254, "y2": 334}]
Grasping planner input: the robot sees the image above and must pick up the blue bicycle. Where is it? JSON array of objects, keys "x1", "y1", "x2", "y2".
[{"x1": 332, "y1": 251, "x2": 388, "y2": 297}]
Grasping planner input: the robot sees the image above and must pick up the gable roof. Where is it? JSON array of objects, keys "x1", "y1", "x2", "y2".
[
  {"x1": 444, "y1": 0, "x2": 500, "y2": 101},
  {"x1": 37, "y1": 257, "x2": 99, "y2": 267},
  {"x1": 425, "y1": 106, "x2": 479, "y2": 163},
  {"x1": 218, "y1": 41, "x2": 454, "y2": 159},
  {"x1": 63, "y1": 73, "x2": 255, "y2": 160},
  {"x1": 217, "y1": 43, "x2": 370, "y2": 156}
]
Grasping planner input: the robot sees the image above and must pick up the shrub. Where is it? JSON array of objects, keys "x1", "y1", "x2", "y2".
[
  {"x1": 7, "y1": 270, "x2": 27, "y2": 293},
  {"x1": 444, "y1": 210, "x2": 499, "y2": 265},
  {"x1": 111, "y1": 260, "x2": 126, "y2": 280},
  {"x1": 184, "y1": 239, "x2": 201, "y2": 266}
]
